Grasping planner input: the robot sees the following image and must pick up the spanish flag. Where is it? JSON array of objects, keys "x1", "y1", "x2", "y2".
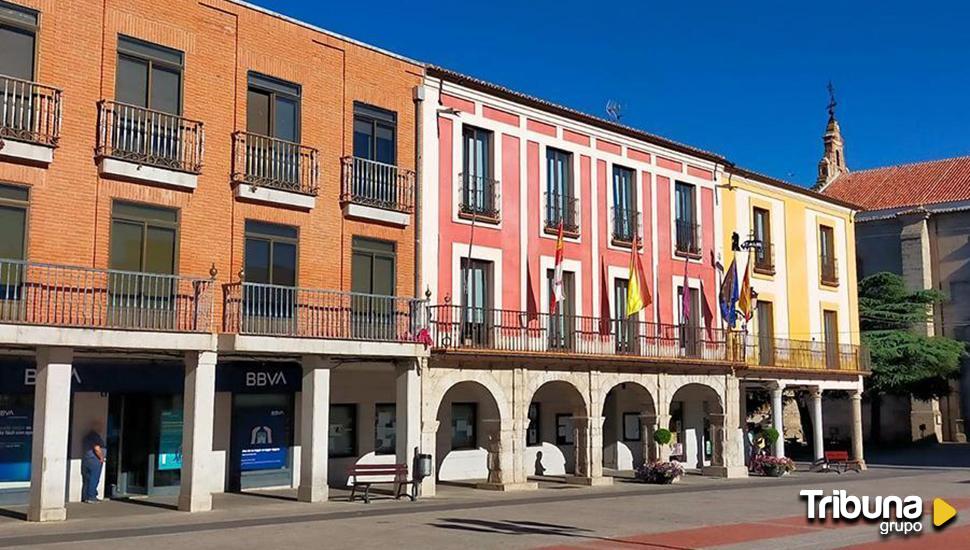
[
  {"x1": 626, "y1": 234, "x2": 652, "y2": 317},
  {"x1": 550, "y1": 221, "x2": 565, "y2": 314},
  {"x1": 738, "y1": 255, "x2": 753, "y2": 321}
]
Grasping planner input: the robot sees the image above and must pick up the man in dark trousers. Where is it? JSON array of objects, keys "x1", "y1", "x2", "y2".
[{"x1": 81, "y1": 423, "x2": 106, "y2": 503}]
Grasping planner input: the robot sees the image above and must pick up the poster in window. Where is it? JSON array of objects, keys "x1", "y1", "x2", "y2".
[
  {"x1": 556, "y1": 414, "x2": 574, "y2": 445},
  {"x1": 238, "y1": 408, "x2": 288, "y2": 471},
  {"x1": 157, "y1": 409, "x2": 183, "y2": 471},
  {"x1": 623, "y1": 412, "x2": 641, "y2": 442},
  {"x1": 329, "y1": 405, "x2": 356, "y2": 458},
  {"x1": 0, "y1": 401, "x2": 32, "y2": 482},
  {"x1": 374, "y1": 404, "x2": 395, "y2": 455}
]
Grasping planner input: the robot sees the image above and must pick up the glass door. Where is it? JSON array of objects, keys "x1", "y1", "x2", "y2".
[
  {"x1": 230, "y1": 393, "x2": 293, "y2": 491},
  {"x1": 106, "y1": 394, "x2": 182, "y2": 497}
]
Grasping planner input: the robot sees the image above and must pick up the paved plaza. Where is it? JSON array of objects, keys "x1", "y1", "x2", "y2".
[{"x1": 0, "y1": 453, "x2": 967, "y2": 550}]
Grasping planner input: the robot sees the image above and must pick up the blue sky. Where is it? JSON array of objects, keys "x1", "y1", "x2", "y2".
[{"x1": 256, "y1": 0, "x2": 970, "y2": 187}]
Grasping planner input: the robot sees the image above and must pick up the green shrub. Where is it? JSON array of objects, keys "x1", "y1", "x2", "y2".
[
  {"x1": 653, "y1": 428, "x2": 673, "y2": 445},
  {"x1": 762, "y1": 427, "x2": 780, "y2": 446}
]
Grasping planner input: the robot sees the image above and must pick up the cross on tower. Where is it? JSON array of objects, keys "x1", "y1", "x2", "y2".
[{"x1": 827, "y1": 81, "x2": 838, "y2": 118}]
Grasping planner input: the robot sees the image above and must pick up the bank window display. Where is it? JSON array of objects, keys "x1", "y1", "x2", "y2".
[
  {"x1": 622, "y1": 412, "x2": 641, "y2": 442},
  {"x1": 556, "y1": 414, "x2": 574, "y2": 446},
  {"x1": 451, "y1": 403, "x2": 477, "y2": 450},
  {"x1": 526, "y1": 403, "x2": 540, "y2": 446},
  {"x1": 374, "y1": 403, "x2": 395, "y2": 455},
  {"x1": 329, "y1": 404, "x2": 357, "y2": 458},
  {"x1": 0, "y1": 394, "x2": 32, "y2": 483},
  {"x1": 235, "y1": 394, "x2": 291, "y2": 474}
]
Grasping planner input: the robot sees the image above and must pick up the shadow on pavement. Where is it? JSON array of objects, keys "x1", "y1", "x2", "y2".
[{"x1": 427, "y1": 518, "x2": 669, "y2": 547}]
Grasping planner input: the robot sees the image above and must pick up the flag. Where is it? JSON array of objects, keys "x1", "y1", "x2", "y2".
[
  {"x1": 680, "y1": 259, "x2": 691, "y2": 323},
  {"x1": 738, "y1": 255, "x2": 753, "y2": 321},
  {"x1": 625, "y1": 234, "x2": 652, "y2": 317},
  {"x1": 550, "y1": 221, "x2": 565, "y2": 314},
  {"x1": 599, "y1": 260, "x2": 612, "y2": 335},
  {"x1": 719, "y1": 257, "x2": 739, "y2": 327}
]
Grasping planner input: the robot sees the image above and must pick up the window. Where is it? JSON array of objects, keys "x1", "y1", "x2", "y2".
[
  {"x1": 0, "y1": 184, "x2": 28, "y2": 261},
  {"x1": 612, "y1": 165, "x2": 636, "y2": 243},
  {"x1": 329, "y1": 404, "x2": 357, "y2": 458},
  {"x1": 109, "y1": 202, "x2": 178, "y2": 275},
  {"x1": 374, "y1": 403, "x2": 396, "y2": 455},
  {"x1": 545, "y1": 148, "x2": 576, "y2": 233},
  {"x1": 753, "y1": 207, "x2": 773, "y2": 274},
  {"x1": 244, "y1": 220, "x2": 298, "y2": 287},
  {"x1": 622, "y1": 412, "x2": 641, "y2": 442},
  {"x1": 460, "y1": 126, "x2": 496, "y2": 219},
  {"x1": 451, "y1": 403, "x2": 477, "y2": 450},
  {"x1": 350, "y1": 237, "x2": 397, "y2": 339},
  {"x1": 823, "y1": 310, "x2": 840, "y2": 370},
  {"x1": 756, "y1": 300, "x2": 774, "y2": 366},
  {"x1": 247, "y1": 72, "x2": 300, "y2": 142},
  {"x1": 0, "y1": 1, "x2": 38, "y2": 80},
  {"x1": 555, "y1": 414, "x2": 574, "y2": 446},
  {"x1": 116, "y1": 36, "x2": 183, "y2": 114},
  {"x1": 819, "y1": 225, "x2": 838, "y2": 285},
  {"x1": 547, "y1": 268, "x2": 575, "y2": 350},
  {"x1": 674, "y1": 182, "x2": 699, "y2": 256},
  {"x1": 353, "y1": 102, "x2": 396, "y2": 165},
  {"x1": 613, "y1": 278, "x2": 638, "y2": 353},
  {"x1": 677, "y1": 285, "x2": 701, "y2": 356},
  {"x1": 460, "y1": 258, "x2": 493, "y2": 345},
  {"x1": 526, "y1": 403, "x2": 541, "y2": 446}
]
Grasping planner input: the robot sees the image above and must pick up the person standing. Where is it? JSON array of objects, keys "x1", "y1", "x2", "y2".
[{"x1": 81, "y1": 425, "x2": 106, "y2": 503}]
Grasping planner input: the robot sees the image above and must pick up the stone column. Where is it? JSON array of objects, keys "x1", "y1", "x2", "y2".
[
  {"x1": 27, "y1": 347, "x2": 73, "y2": 522},
  {"x1": 395, "y1": 360, "x2": 421, "y2": 475},
  {"x1": 178, "y1": 350, "x2": 218, "y2": 512},
  {"x1": 809, "y1": 388, "x2": 825, "y2": 463},
  {"x1": 740, "y1": 384, "x2": 750, "y2": 467},
  {"x1": 770, "y1": 383, "x2": 785, "y2": 457},
  {"x1": 850, "y1": 391, "x2": 867, "y2": 470},
  {"x1": 708, "y1": 413, "x2": 726, "y2": 467},
  {"x1": 640, "y1": 414, "x2": 657, "y2": 463},
  {"x1": 419, "y1": 421, "x2": 439, "y2": 497},
  {"x1": 565, "y1": 416, "x2": 611, "y2": 486},
  {"x1": 298, "y1": 356, "x2": 332, "y2": 503}
]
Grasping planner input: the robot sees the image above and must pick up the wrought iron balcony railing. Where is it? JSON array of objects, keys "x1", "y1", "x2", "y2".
[
  {"x1": 754, "y1": 241, "x2": 776, "y2": 275},
  {"x1": 544, "y1": 192, "x2": 580, "y2": 236},
  {"x1": 96, "y1": 100, "x2": 204, "y2": 173},
  {"x1": 223, "y1": 281, "x2": 427, "y2": 342},
  {"x1": 458, "y1": 172, "x2": 501, "y2": 222},
  {"x1": 674, "y1": 220, "x2": 702, "y2": 258},
  {"x1": 232, "y1": 131, "x2": 319, "y2": 195},
  {"x1": 611, "y1": 206, "x2": 641, "y2": 245},
  {"x1": 341, "y1": 156, "x2": 414, "y2": 213},
  {"x1": 820, "y1": 254, "x2": 839, "y2": 286},
  {"x1": 744, "y1": 334, "x2": 870, "y2": 372},
  {"x1": 0, "y1": 259, "x2": 214, "y2": 332},
  {"x1": 0, "y1": 74, "x2": 62, "y2": 147},
  {"x1": 427, "y1": 304, "x2": 738, "y2": 363}
]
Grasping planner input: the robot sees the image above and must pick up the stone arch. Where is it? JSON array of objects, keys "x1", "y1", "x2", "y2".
[
  {"x1": 667, "y1": 382, "x2": 725, "y2": 470},
  {"x1": 524, "y1": 376, "x2": 591, "y2": 478},
  {"x1": 601, "y1": 380, "x2": 658, "y2": 471},
  {"x1": 431, "y1": 378, "x2": 507, "y2": 483}
]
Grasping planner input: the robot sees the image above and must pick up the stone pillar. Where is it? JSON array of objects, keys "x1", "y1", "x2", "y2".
[
  {"x1": 850, "y1": 391, "x2": 867, "y2": 470},
  {"x1": 298, "y1": 356, "x2": 332, "y2": 503},
  {"x1": 419, "y1": 421, "x2": 438, "y2": 497},
  {"x1": 395, "y1": 360, "x2": 421, "y2": 475},
  {"x1": 178, "y1": 350, "x2": 217, "y2": 512},
  {"x1": 770, "y1": 384, "x2": 785, "y2": 457},
  {"x1": 565, "y1": 416, "x2": 611, "y2": 486},
  {"x1": 740, "y1": 384, "x2": 750, "y2": 467},
  {"x1": 27, "y1": 347, "x2": 73, "y2": 522},
  {"x1": 809, "y1": 388, "x2": 825, "y2": 463},
  {"x1": 640, "y1": 414, "x2": 657, "y2": 463},
  {"x1": 656, "y1": 413, "x2": 672, "y2": 462}
]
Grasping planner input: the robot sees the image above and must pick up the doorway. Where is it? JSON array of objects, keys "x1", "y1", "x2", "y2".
[
  {"x1": 229, "y1": 393, "x2": 294, "y2": 491},
  {"x1": 106, "y1": 394, "x2": 183, "y2": 497}
]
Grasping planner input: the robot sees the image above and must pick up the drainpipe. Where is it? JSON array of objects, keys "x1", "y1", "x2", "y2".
[{"x1": 413, "y1": 85, "x2": 425, "y2": 299}]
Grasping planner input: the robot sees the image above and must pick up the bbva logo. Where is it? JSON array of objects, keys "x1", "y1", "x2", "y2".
[{"x1": 245, "y1": 371, "x2": 287, "y2": 387}]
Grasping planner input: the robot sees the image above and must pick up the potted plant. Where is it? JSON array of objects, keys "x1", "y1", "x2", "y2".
[
  {"x1": 653, "y1": 428, "x2": 673, "y2": 447},
  {"x1": 761, "y1": 427, "x2": 780, "y2": 450},
  {"x1": 635, "y1": 460, "x2": 685, "y2": 484},
  {"x1": 752, "y1": 455, "x2": 795, "y2": 477}
]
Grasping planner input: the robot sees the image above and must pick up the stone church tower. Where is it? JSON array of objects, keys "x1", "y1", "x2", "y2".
[{"x1": 815, "y1": 84, "x2": 847, "y2": 190}]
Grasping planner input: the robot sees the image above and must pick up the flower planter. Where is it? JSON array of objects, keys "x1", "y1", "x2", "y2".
[
  {"x1": 635, "y1": 460, "x2": 685, "y2": 484},
  {"x1": 762, "y1": 465, "x2": 786, "y2": 477}
]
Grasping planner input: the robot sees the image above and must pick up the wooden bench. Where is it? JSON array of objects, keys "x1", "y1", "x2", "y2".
[
  {"x1": 348, "y1": 463, "x2": 417, "y2": 503},
  {"x1": 816, "y1": 450, "x2": 862, "y2": 474}
]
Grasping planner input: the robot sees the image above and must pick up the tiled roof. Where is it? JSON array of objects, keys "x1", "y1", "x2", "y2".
[
  {"x1": 427, "y1": 66, "x2": 727, "y2": 165},
  {"x1": 822, "y1": 156, "x2": 970, "y2": 211}
]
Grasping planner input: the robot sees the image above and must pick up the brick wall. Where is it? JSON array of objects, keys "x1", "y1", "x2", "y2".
[{"x1": 0, "y1": 0, "x2": 422, "y2": 328}]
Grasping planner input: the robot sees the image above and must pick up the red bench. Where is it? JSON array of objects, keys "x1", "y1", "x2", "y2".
[
  {"x1": 818, "y1": 450, "x2": 862, "y2": 474},
  {"x1": 347, "y1": 463, "x2": 417, "y2": 503}
]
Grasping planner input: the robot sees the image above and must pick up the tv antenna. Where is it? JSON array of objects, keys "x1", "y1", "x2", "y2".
[{"x1": 606, "y1": 100, "x2": 623, "y2": 122}]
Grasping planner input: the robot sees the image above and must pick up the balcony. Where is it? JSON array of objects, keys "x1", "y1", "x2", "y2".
[
  {"x1": 820, "y1": 254, "x2": 839, "y2": 286},
  {"x1": 544, "y1": 192, "x2": 580, "y2": 237},
  {"x1": 223, "y1": 282, "x2": 427, "y2": 344},
  {"x1": 427, "y1": 305, "x2": 738, "y2": 364},
  {"x1": 232, "y1": 131, "x2": 318, "y2": 209},
  {"x1": 754, "y1": 242, "x2": 776, "y2": 276},
  {"x1": 611, "y1": 206, "x2": 641, "y2": 246},
  {"x1": 458, "y1": 173, "x2": 501, "y2": 224},
  {"x1": 0, "y1": 259, "x2": 214, "y2": 334},
  {"x1": 340, "y1": 156, "x2": 414, "y2": 226},
  {"x1": 96, "y1": 100, "x2": 204, "y2": 189},
  {"x1": 674, "y1": 220, "x2": 702, "y2": 258},
  {"x1": 744, "y1": 335, "x2": 870, "y2": 373},
  {"x1": 0, "y1": 74, "x2": 62, "y2": 164}
]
